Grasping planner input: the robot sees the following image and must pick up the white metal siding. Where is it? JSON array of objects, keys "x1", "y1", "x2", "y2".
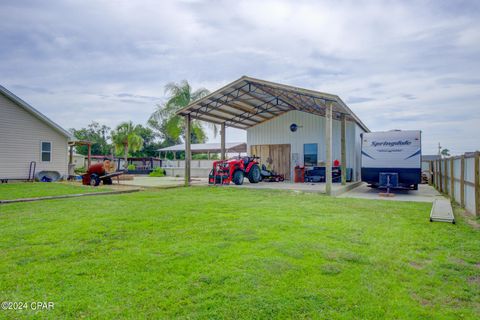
[
  {"x1": 0, "y1": 94, "x2": 69, "y2": 179},
  {"x1": 246, "y1": 110, "x2": 364, "y2": 180}
]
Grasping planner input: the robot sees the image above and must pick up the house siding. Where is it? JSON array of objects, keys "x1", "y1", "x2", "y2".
[
  {"x1": 247, "y1": 110, "x2": 365, "y2": 180},
  {"x1": 0, "y1": 94, "x2": 69, "y2": 179}
]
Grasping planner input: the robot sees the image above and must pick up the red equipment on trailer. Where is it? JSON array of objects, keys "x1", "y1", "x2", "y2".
[
  {"x1": 209, "y1": 156, "x2": 262, "y2": 185},
  {"x1": 82, "y1": 159, "x2": 123, "y2": 186}
]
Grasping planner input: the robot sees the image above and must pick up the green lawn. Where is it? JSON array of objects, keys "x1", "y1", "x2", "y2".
[
  {"x1": 0, "y1": 187, "x2": 479, "y2": 319},
  {"x1": 0, "y1": 182, "x2": 109, "y2": 200}
]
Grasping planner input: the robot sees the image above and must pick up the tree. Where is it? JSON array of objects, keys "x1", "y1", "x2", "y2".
[
  {"x1": 111, "y1": 121, "x2": 144, "y2": 169},
  {"x1": 441, "y1": 148, "x2": 450, "y2": 158},
  {"x1": 70, "y1": 122, "x2": 111, "y2": 155},
  {"x1": 130, "y1": 124, "x2": 163, "y2": 157},
  {"x1": 150, "y1": 80, "x2": 217, "y2": 145}
]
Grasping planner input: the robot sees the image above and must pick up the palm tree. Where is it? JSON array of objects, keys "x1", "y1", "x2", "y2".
[
  {"x1": 150, "y1": 80, "x2": 218, "y2": 143},
  {"x1": 441, "y1": 148, "x2": 450, "y2": 158},
  {"x1": 111, "y1": 121, "x2": 144, "y2": 170}
]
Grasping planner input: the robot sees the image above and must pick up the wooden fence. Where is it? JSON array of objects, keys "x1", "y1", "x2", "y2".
[{"x1": 431, "y1": 152, "x2": 480, "y2": 216}]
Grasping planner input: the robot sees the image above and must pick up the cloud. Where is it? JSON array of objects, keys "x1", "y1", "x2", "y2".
[{"x1": 0, "y1": 0, "x2": 479, "y2": 154}]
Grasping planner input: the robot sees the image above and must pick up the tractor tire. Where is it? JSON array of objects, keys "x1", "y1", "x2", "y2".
[
  {"x1": 90, "y1": 174, "x2": 100, "y2": 187},
  {"x1": 233, "y1": 170, "x2": 244, "y2": 185},
  {"x1": 247, "y1": 164, "x2": 261, "y2": 183},
  {"x1": 412, "y1": 184, "x2": 418, "y2": 190}
]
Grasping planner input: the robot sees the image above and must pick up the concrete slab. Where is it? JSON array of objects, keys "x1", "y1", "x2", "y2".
[
  {"x1": 124, "y1": 176, "x2": 361, "y2": 196},
  {"x1": 430, "y1": 199, "x2": 455, "y2": 223},
  {"x1": 235, "y1": 181, "x2": 362, "y2": 196},
  {"x1": 338, "y1": 183, "x2": 443, "y2": 203}
]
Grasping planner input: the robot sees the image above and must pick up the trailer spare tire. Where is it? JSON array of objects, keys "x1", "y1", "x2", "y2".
[
  {"x1": 233, "y1": 170, "x2": 244, "y2": 185},
  {"x1": 247, "y1": 164, "x2": 261, "y2": 183}
]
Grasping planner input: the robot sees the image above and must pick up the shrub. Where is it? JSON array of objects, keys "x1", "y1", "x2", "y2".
[
  {"x1": 74, "y1": 166, "x2": 86, "y2": 174},
  {"x1": 149, "y1": 167, "x2": 166, "y2": 177},
  {"x1": 127, "y1": 164, "x2": 136, "y2": 171}
]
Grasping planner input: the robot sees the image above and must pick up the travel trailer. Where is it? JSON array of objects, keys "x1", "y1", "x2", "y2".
[{"x1": 361, "y1": 130, "x2": 421, "y2": 190}]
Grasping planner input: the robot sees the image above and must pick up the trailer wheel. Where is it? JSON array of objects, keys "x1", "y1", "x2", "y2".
[
  {"x1": 247, "y1": 164, "x2": 261, "y2": 183},
  {"x1": 413, "y1": 184, "x2": 418, "y2": 190},
  {"x1": 233, "y1": 170, "x2": 244, "y2": 185},
  {"x1": 90, "y1": 174, "x2": 100, "y2": 187},
  {"x1": 103, "y1": 177, "x2": 113, "y2": 185}
]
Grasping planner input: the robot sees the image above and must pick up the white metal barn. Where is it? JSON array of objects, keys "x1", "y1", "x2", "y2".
[
  {"x1": 177, "y1": 76, "x2": 369, "y2": 194},
  {"x1": 0, "y1": 85, "x2": 72, "y2": 180}
]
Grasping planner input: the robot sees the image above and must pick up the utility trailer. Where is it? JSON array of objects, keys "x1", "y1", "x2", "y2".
[{"x1": 361, "y1": 130, "x2": 421, "y2": 190}]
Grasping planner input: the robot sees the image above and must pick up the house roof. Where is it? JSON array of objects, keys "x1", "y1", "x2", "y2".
[
  {"x1": 158, "y1": 142, "x2": 247, "y2": 153},
  {"x1": 176, "y1": 76, "x2": 369, "y2": 131},
  {"x1": 0, "y1": 85, "x2": 72, "y2": 139}
]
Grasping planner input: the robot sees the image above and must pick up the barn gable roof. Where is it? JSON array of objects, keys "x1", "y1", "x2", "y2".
[{"x1": 177, "y1": 76, "x2": 369, "y2": 132}]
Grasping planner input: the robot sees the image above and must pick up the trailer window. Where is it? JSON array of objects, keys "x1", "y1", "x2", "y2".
[
  {"x1": 41, "y1": 141, "x2": 52, "y2": 162},
  {"x1": 304, "y1": 143, "x2": 317, "y2": 166}
]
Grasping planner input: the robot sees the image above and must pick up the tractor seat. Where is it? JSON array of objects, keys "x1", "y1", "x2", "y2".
[{"x1": 243, "y1": 157, "x2": 250, "y2": 166}]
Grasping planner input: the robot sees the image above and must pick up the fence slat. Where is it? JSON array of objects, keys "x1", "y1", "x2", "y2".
[
  {"x1": 439, "y1": 160, "x2": 443, "y2": 193},
  {"x1": 444, "y1": 159, "x2": 448, "y2": 195},
  {"x1": 460, "y1": 155, "x2": 465, "y2": 208},
  {"x1": 450, "y1": 158, "x2": 454, "y2": 200}
]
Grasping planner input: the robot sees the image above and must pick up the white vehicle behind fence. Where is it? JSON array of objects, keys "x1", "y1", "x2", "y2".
[{"x1": 361, "y1": 130, "x2": 422, "y2": 190}]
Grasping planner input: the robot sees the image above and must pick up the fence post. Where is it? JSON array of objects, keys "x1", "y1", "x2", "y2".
[
  {"x1": 475, "y1": 152, "x2": 480, "y2": 216},
  {"x1": 438, "y1": 160, "x2": 442, "y2": 192},
  {"x1": 428, "y1": 161, "x2": 435, "y2": 186},
  {"x1": 437, "y1": 160, "x2": 440, "y2": 190},
  {"x1": 450, "y1": 157, "x2": 455, "y2": 200},
  {"x1": 444, "y1": 158, "x2": 448, "y2": 195},
  {"x1": 460, "y1": 155, "x2": 465, "y2": 208}
]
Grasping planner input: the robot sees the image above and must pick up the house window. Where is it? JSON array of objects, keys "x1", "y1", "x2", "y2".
[
  {"x1": 304, "y1": 143, "x2": 318, "y2": 166},
  {"x1": 41, "y1": 142, "x2": 52, "y2": 162}
]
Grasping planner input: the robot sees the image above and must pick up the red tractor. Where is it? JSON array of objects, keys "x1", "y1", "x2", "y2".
[{"x1": 209, "y1": 156, "x2": 262, "y2": 185}]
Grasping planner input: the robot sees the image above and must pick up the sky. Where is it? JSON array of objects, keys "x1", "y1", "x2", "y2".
[{"x1": 1, "y1": 0, "x2": 479, "y2": 155}]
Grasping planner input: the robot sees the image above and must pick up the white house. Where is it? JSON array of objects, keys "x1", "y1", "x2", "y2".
[
  {"x1": 177, "y1": 76, "x2": 369, "y2": 189},
  {"x1": 0, "y1": 85, "x2": 72, "y2": 180}
]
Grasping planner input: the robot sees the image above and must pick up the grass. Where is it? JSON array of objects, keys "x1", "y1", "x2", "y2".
[
  {"x1": 0, "y1": 187, "x2": 479, "y2": 319},
  {"x1": 0, "y1": 182, "x2": 110, "y2": 200}
]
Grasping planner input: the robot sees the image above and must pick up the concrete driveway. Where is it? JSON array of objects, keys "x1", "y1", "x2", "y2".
[{"x1": 338, "y1": 183, "x2": 443, "y2": 203}]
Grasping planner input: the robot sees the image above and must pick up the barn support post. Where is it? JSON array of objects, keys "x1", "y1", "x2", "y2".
[
  {"x1": 184, "y1": 114, "x2": 191, "y2": 187},
  {"x1": 69, "y1": 145, "x2": 73, "y2": 164},
  {"x1": 221, "y1": 123, "x2": 226, "y2": 161},
  {"x1": 325, "y1": 102, "x2": 333, "y2": 195},
  {"x1": 340, "y1": 113, "x2": 347, "y2": 185}
]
